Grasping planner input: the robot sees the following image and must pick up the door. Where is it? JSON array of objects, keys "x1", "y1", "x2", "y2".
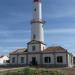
[{"x1": 32, "y1": 57, "x2": 37, "y2": 65}]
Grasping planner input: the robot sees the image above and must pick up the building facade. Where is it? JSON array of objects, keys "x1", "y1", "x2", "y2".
[
  {"x1": 10, "y1": 46, "x2": 74, "y2": 67},
  {"x1": 9, "y1": 0, "x2": 74, "y2": 67}
]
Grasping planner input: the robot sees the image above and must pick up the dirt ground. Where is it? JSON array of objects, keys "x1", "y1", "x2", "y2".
[
  {"x1": 0, "y1": 67, "x2": 25, "y2": 75},
  {"x1": 48, "y1": 67, "x2": 75, "y2": 75}
]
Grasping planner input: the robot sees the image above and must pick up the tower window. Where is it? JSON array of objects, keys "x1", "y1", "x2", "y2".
[
  {"x1": 32, "y1": 46, "x2": 36, "y2": 51},
  {"x1": 34, "y1": 8, "x2": 36, "y2": 11},
  {"x1": 44, "y1": 57, "x2": 51, "y2": 63},
  {"x1": 33, "y1": 34, "x2": 36, "y2": 40},
  {"x1": 57, "y1": 56, "x2": 63, "y2": 63}
]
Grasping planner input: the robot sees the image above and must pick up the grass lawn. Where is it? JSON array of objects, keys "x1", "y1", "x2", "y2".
[
  {"x1": 4, "y1": 67, "x2": 64, "y2": 75},
  {"x1": 0, "y1": 67, "x2": 75, "y2": 75}
]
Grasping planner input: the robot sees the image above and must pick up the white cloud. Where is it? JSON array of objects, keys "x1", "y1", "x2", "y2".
[
  {"x1": 0, "y1": 30, "x2": 30, "y2": 38},
  {"x1": 45, "y1": 28, "x2": 75, "y2": 34},
  {"x1": 44, "y1": 0, "x2": 75, "y2": 19},
  {"x1": 0, "y1": 30, "x2": 30, "y2": 34},
  {"x1": 0, "y1": 38, "x2": 29, "y2": 43}
]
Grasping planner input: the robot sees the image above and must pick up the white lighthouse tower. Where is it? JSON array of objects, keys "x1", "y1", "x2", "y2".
[
  {"x1": 28, "y1": 0, "x2": 46, "y2": 52},
  {"x1": 31, "y1": 0, "x2": 45, "y2": 42}
]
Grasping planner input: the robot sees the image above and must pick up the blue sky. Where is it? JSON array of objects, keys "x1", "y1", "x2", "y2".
[{"x1": 0, "y1": 0, "x2": 75, "y2": 55}]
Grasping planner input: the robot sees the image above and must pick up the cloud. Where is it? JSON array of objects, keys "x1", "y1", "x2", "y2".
[
  {"x1": 0, "y1": 30, "x2": 30, "y2": 39},
  {"x1": 0, "y1": 30, "x2": 30, "y2": 36},
  {"x1": 43, "y1": 0, "x2": 75, "y2": 19},
  {"x1": 45, "y1": 28, "x2": 75, "y2": 34},
  {"x1": 0, "y1": 30, "x2": 30, "y2": 34},
  {"x1": 0, "y1": 39, "x2": 29, "y2": 43},
  {"x1": 0, "y1": 47, "x2": 26, "y2": 55}
]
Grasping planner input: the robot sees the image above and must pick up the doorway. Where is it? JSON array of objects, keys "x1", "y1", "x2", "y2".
[{"x1": 31, "y1": 57, "x2": 37, "y2": 66}]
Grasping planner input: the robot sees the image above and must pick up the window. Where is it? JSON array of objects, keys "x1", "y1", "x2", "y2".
[
  {"x1": 12, "y1": 57, "x2": 15, "y2": 63},
  {"x1": 44, "y1": 57, "x2": 51, "y2": 63},
  {"x1": 32, "y1": 46, "x2": 36, "y2": 51},
  {"x1": 33, "y1": 34, "x2": 36, "y2": 40},
  {"x1": 21, "y1": 57, "x2": 24, "y2": 63},
  {"x1": 34, "y1": 8, "x2": 36, "y2": 11},
  {"x1": 57, "y1": 56, "x2": 63, "y2": 63}
]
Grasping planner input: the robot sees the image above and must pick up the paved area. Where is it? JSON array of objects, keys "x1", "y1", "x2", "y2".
[
  {"x1": 0, "y1": 67, "x2": 25, "y2": 75},
  {"x1": 0, "y1": 67, "x2": 24, "y2": 72}
]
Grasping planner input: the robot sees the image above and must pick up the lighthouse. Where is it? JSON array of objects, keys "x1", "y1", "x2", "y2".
[
  {"x1": 10, "y1": 0, "x2": 74, "y2": 67},
  {"x1": 31, "y1": 0, "x2": 45, "y2": 42},
  {"x1": 28, "y1": 0, "x2": 46, "y2": 52}
]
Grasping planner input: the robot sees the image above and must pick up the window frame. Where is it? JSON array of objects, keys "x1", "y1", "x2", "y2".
[
  {"x1": 21, "y1": 57, "x2": 24, "y2": 63},
  {"x1": 12, "y1": 57, "x2": 15, "y2": 63},
  {"x1": 33, "y1": 34, "x2": 36, "y2": 40},
  {"x1": 32, "y1": 45, "x2": 36, "y2": 51},
  {"x1": 57, "y1": 56, "x2": 63, "y2": 63},
  {"x1": 34, "y1": 8, "x2": 36, "y2": 11},
  {"x1": 44, "y1": 57, "x2": 51, "y2": 63}
]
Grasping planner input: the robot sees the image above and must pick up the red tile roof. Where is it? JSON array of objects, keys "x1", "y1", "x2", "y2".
[
  {"x1": 10, "y1": 46, "x2": 67, "y2": 55},
  {"x1": 10, "y1": 48, "x2": 27, "y2": 54},
  {"x1": 43, "y1": 46, "x2": 66, "y2": 52}
]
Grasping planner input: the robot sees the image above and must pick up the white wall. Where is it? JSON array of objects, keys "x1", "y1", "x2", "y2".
[
  {"x1": 31, "y1": 1, "x2": 44, "y2": 42},
  {"x1": 18, "y1": 55, "x2": 26, "y2": 64},
  {"x1": 41, "y1": 44, "x2": 46, "y2": 51},
  {"x1": 33, "y1": 2, "x2": 42, "y2": 20},
  {"x1": 42, "y1": 54, "x2": 54, "y2": 64},
  {"x1": 28, "y1": 43, "x2": 40, "y2": 52},
  {"x1": 42, "y1": 53, "x2": 67, "y2": 65},
  {"x1": 67, "y1": 54, "x2": 74, "y2": 67},
  {"x1": 10, "y1": 55, "x2": 27, "y2": 65},
  {"x1": 28, "y1": 43, "x2": 46, "y2": 52},
  {"x1": 55, "y1": 53, "x2": 67, "y2": 64},
  {"x1": 10, "y1": 55, "x2": 17, "y2": 64},
  {"x1": 10, "y1": 52, "x2": 74, "y2": 67},
  {"x1": 31, "y1": 23, "x2": 44, "y2": 42}
]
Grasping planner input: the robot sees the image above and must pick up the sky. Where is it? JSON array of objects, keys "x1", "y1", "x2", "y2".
[{"x1": 0, "y1": 0, "x2": 75, "y2": 55}]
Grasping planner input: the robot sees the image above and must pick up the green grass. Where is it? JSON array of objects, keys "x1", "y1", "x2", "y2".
[{"x1": 5, "y1": 67, "x2": 64, "y2": 75}]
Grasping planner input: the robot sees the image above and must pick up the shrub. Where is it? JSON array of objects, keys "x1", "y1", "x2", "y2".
[{"x1": 5, "y1": 68, "x2": 64, "y2": 75}]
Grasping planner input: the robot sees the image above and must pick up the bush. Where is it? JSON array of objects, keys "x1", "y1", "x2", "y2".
[{"x1": 5, "y1": 68, "x2": 64, "y2": 75}]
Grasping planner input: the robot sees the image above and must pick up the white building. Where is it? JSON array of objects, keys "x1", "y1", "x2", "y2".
[
  {"x1": 0, "y1": 56, "x2": 9, "y2": 65},
  {"x1": 9, "y1": 0, "x2": 74, "y2": 67}
]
